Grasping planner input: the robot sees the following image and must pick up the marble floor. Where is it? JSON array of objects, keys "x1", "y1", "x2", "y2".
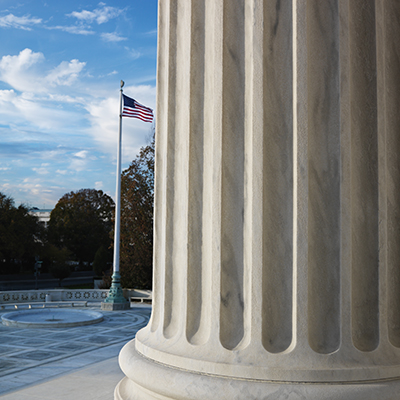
[{"x1": 0, "y1": 304, "x2": 151, "y2": 398}]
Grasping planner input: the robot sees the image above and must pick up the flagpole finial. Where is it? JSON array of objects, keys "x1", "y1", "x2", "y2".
[{"x1": 120, "y1": 80, "x2": 125, "y2": 89}]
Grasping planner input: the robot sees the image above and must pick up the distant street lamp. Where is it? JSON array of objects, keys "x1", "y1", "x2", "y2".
[{"x1": 34, "y1": 259, "x2": 42, "y2": 290}]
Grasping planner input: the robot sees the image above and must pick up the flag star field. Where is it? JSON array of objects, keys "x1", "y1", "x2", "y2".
[{"x1": 0, "y1": 1, "x2": 157, "y2": 208}]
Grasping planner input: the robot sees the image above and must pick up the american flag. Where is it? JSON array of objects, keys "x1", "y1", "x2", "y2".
[{"x1": 122, "y1": 94, "x2": 154, "y2": 123}]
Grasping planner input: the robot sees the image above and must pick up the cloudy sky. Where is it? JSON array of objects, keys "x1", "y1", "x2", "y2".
[{"x1": 0, "y1": 0, "x2": 157, "y2": 208}]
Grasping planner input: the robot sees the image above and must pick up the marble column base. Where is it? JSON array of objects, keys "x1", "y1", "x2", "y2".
[{"x1": 116, "y1": 340, "x2": 400, "y2": 400}]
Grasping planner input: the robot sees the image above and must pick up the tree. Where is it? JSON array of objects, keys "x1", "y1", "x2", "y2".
[
  {"x1": 48, "y1": 246, "x2": 72, "y2": 286},
  {"x1": 118, "y1": 137, "x2": 154, "y2": 289},
  {"x1": 92, "y1": 245, "x2": 112, "y2": 277},
  {"x1": 48, "y1": 189, "x2": 114, "y2": 267},
  {"x1": 0, "y1": 192, "x2": 43, "y2": 274}
]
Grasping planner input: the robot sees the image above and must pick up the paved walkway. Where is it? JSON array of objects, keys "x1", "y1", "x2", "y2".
[{"x1": 0, "y1": 304, "x2": 151, "y2": 399}]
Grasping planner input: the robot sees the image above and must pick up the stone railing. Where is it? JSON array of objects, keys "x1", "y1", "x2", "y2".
[
  {"x1": 0, "y1": 288, "x2": 152, "y2": 305},
  {"x1": 0, "y1": 289, "x2": 108, "y2": 304}
]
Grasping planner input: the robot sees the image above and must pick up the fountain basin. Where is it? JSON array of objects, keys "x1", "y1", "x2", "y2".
[{"x1": 1, "y1": 309, "x2": 104, "y2": 328}]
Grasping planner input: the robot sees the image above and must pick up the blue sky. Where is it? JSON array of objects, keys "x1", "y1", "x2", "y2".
[{"x1": 0, "y1": 1, "x2": 157, "y2": 208}]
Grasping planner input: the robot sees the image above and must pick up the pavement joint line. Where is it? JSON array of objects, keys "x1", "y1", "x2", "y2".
[
  {"x1": 0, "y1": 304, "x2": 151, "y2": 396},
  {"x1": 0, "y1": 337, "x2": 128, "y2": 378}
]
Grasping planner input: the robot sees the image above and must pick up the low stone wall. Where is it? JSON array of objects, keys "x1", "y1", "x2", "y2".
[
  {"x1": 0, "y1": 289, "x2": 108, "y2": 304},
  {"x1": 125, "y1": 289, "x2": 152, "y2": 301},
  {"x1": 0, "y1": 288, "x2": 152, "y2": 304}
]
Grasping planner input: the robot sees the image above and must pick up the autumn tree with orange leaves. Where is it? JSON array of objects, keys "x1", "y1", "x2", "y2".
[{"x1": 118, "y1": 137, "x2": 154, "y2": 289}]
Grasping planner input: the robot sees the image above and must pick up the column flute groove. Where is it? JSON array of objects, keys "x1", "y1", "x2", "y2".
[
  {"x1": 219, "y1": 0, "x2": 246, "y2": 351},
  {"x1": 162, "y1": 0, "x2": 178, "y2": 339},
  {"x1": 306, "y1": 0, "x2": 341, "y2": 355},
  {"x1": 167, "y1": 0, "x2": 192, "y2": 339},
  {"x1": 375, "y1": 0, "x2": 389, "y2": 351},
  {"x1": 379, "y1": 0, "x2": 400, "y2": 350},
  {"x1": 338, "y1": 0, "x2": 352, "y2": 353},
  {"x1": 261, "y1": 0, "x2": 294, "y2": 354},
  {"x1": 148, "y1": 0, "x2": 170, "y2": 334},
  {"x1": 349, "y1": 0, "x2": 379, "y2": 353},
  {"x1": 186, "y1": 0, "x2": 207, "y2": 345}
]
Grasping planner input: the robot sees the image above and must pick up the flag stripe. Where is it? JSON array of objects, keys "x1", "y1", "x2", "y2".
[
  {"x1": 122, "y1": 113, "x2": 153, "y2": 122},
  {"x1": 122, "y1": 110, "x2": 153, "y2": 118},
  {"x1": 122, "y1": 94, "x2": 154, "y2": 123},
  {"x1": 122, "y1": 108, "x2": 153, "y2": 117},
  {"x1": 122, "y1": 111, "x2": 153, "y2": 120}
]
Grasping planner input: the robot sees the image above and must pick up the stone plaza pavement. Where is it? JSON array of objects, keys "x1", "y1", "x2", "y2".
[{"x1": 0, "y1": 304, "x2": 151, "y2": 399}]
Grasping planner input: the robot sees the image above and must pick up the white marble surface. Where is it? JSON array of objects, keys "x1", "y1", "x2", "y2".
[
  {"x1": 118, "y1": 340, "x2": 400, "y2": 400},
  {"x1": 0, "y1": 356, "x2": 123, "y2": 400}
]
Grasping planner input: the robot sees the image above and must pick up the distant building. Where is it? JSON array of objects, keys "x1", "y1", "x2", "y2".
[{"x1": 28, "y1": 208, "x2": 52, "y2": 228}]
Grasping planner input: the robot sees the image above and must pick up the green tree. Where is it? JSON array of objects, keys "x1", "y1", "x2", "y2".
[
  {"x1": 48, "y1": 189, "x2": 114, "y2": 267},
  {"x1": 0, "y1": 192, "x2": 43, "y2": 274},
  {"x1": 48, "y1": 246, "x2": 72, "y2": 286},
  {"x1": 92, "y1": 245, "x2": 112, "y2": 277},
  {"x1": 118, "y1": 137, "x2": 154, "y2": 289}
]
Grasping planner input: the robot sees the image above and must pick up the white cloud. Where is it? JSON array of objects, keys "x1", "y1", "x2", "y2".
[
  {"x1": 2, "y1": 177, "x2": 67, "y2": 207},
  {"x1": 0, "y1": 14, "x2": 42, "y2": 30},
  {"x1": 0, "y1": 49, "x2": 44, "y2": 92},
  {"x1": 56, "y1": 170, "x2": 68, "y2": 175},
  {"x1": 41, "y1": 148, "x2": 68, "y2": 160},
  {"x1": 0, "y1": 50, "x2": 87, "y2": 137},
  {"x1": 0, "y1": 89, "x2": 17, "y2": 102},
  {"x1": 69, "y1": 150, "x2": 90, "y2": 171},
  {"x1": 46, "y1": 25, "x2": 95, "y2": 35},
  {"x1": 32, "y1": 166, "x2": 49, "y2": 175},
  {"x1": 85, "y1": 96, "x2": 118, "y2": 150},
  {"x1": 68, "y1": 5, "x2": 123, "y2": 25},
  {"x1": 0, "y1": 92, "x2": 81, "y2": 133},
  {"x1": 74, "y1": 150, "x2": 88, "y2": 159},
  {"x1": 125, "y1": 47, "x2": 141, "y2": 60},
  {"x1": 46, "y1": 59, "x2": 86, "y2": 86},
  {"x1": 95, "y1": 181, "x2": 103, "y2": 189},
  {"x1": 48, "y1": 93, "x2": 85, "y2": 104},
  {"x1": 84, "y1": 85, "x2": 156, "y2": 162},
  {"x1": 0, "y1": 49, "x2": 86, "y2": 101},
  {"x1": 145, "y1": 29, "x2": 157, "y2": 36},
  {"x1": 12, "y1": 96, "x2": 76, "y2": 130},
  {"x1": 101, "y1": 32, "x2": 127, "y2": 42},
  {"x1": 17, "y1": 178, "x2": 44, "y2": 197},
  {"x1": 98, "y1": 70, "x2": 118, "y2": 78}
]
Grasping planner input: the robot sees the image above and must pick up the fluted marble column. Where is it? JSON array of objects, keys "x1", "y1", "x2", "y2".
[{"x1": 116, "y1": 1, "x2": 400, "y2": 399}]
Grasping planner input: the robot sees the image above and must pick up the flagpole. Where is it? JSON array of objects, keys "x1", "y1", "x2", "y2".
[
  {"x1": 114, "y1": 80, "x2": 123, "y2": 275},
  {"x1": 102, "y1": 80, "x2": 129, "y2": 310}
]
